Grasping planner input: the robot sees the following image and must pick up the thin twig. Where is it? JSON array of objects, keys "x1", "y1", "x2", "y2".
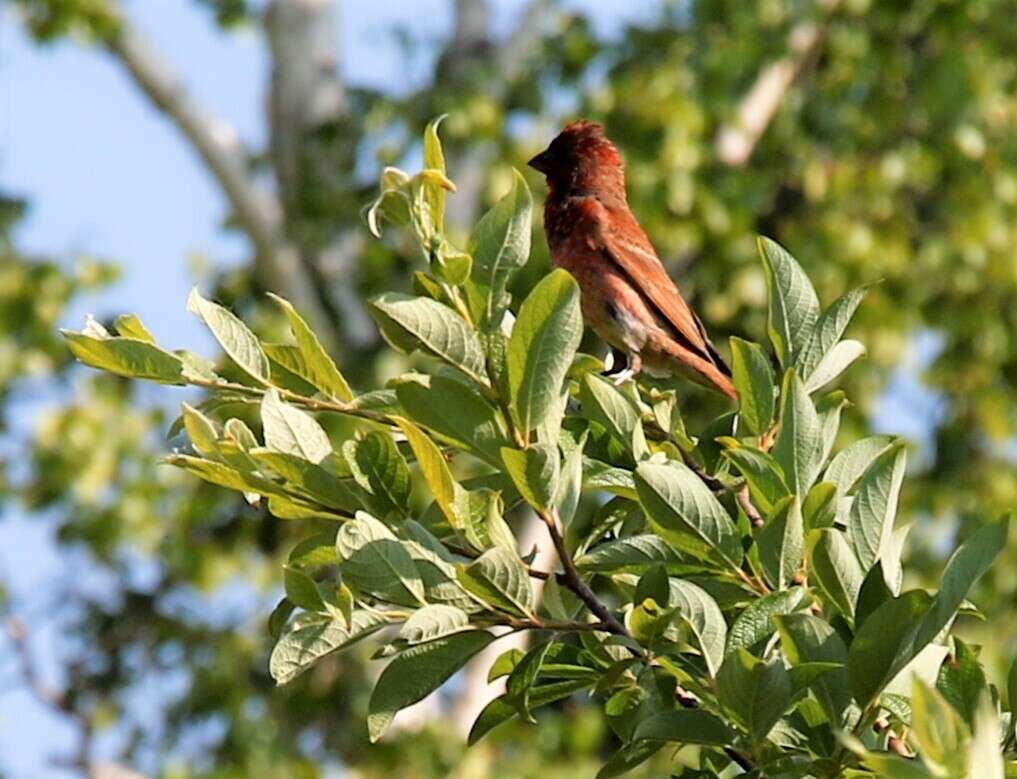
[{"x1": 538, "y1": 509, "x2": 628, "y2": 637}]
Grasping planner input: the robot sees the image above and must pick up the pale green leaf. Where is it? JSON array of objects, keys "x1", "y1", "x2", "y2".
[
  {"x1": 467, "y1": 169, "x2": 533, "y2": 327},
  {"x1": 730, "y1": 337, "x2": 776, "y2": 436},
  {"x1": 336, "y1": 513, "x2": 426, "y2": 606},
  {"x1": 267, "y1": 293, "x2": 354, "y2": 400},
  {"x1": 369, "y1": 294, "x2": 488, "y2": 385},
  {"x1": 507, "y1": 269, "x2": 583, "y2": 434},
  {"x1": 456, "y1": 547, "x2": 534, "y2": 618},
  {"x1": 261, "y1": 389, "x2": 332, "y2": 463},
  {"x1": 187, "y1": 287, "x2": 270, "y2": 383},
  {"x1": 634, "y1": 460, "x2": 742, "y2": 567},
  {"x1": 773, "y1": 369, "x2": 824, "y2": 495},
  {"x1": 758, "y1": 237, "x2": 819, "y2": 368},
  {"x1": 270, "y1": 610, "x2": 388, "y2": 684},
  {"x1": 63, "y1": 331, "x2": 185, "y2": 384}
]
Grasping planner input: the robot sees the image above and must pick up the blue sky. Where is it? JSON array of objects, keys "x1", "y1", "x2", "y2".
[{"x1": 0, "y1": 2, "x2": 662, "y2": 775}]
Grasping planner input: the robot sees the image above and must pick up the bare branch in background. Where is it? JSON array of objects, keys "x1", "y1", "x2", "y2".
[
  {"x1": 444, "y1": 0, "x2": 553, "y2": 231},
  {"x1": 104, "y1": 11, "x2": 338, "y2": 345},
  {"x1": 3, "y1": 613, "x2": 151, "y2": 779},
  {"x1": 266, "y1": 0, "x2": 376, "y2": 349},
  {"x1": 715, "y1": 1, "x2": 842, "y2": 167},
  {"x1": 266, "y1": 0, "x2": 347, "y2": 215}
]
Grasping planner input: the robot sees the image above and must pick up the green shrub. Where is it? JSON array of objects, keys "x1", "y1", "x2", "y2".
[{"x1": 63, "y1": 120, "x2": 1013, "y2": 778}]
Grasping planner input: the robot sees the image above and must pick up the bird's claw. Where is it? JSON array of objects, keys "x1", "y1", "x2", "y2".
[{"x1": 611, "y1": 368, "x2": 636, "y2": 386}]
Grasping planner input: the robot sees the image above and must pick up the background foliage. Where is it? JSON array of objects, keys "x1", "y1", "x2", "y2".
[{"x1": 3, "y1": 0, "x2": 1017, "y2": 777}]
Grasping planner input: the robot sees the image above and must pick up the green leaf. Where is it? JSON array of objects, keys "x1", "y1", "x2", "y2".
[
  {"x1": 554, "y1": 431, "x2": 586, "y2": 527},
  {"x1": 804, "y1": 339, "x2": 865, "y2": 394},
  {"x1": 808, "y1": 528, "x2": 863, "y2": 622},
  {"x1": 721, "y1": 445, "x2": 790, "y2": 516},
  {"x1": 467, "y1": 169, "x2": 532, "y2": 327},
  {"x1": 267, "y1": 293, "x2": 354, "y2": 401},
  {"x1": 468, "y1": 679, "x2": 593, "y2": 745},
  {"x1": 368, "y1": 631, "x2": 495, "y2": 742},
  {"x1": 727, "y1": 588, "x2": 805, "y2": 654},
  {"x1": 458, "y1": 488, "x2": 516, "y2": 554},
  {"x1": 937, "y1": 638, "x2": 988, "y2": 726},
  {"x1": 583, "y1": 458, "x2": 638, "y2": 499},
  {"x1": 187, "y1": 287, "x2": 270, "y2": 383},
  {"x1": 344, "y1": 432, "x2": 412, "y2": 518},
  {"x1": 846, "y1": 444, "x2": 907, "y2": 575},
  {"x1": 758, "y1": 496, "x2": 805, "y2": 590},
  {"x1": 797, "y1": 284, "x2": 870, "y2": 381},
  {"x1": 270, "y1": 610, "x2": 388, "y2": 684},
  {"x1": 596, "y1": 741, "x2": 662, "y2": 779},
  {"x1": 718, "y1": 648, "x2": 793, "y2": 742},
  {"x1": 507, "y1": 269, "x2": 583, "y2": 434},
  {"x1": 848, "y1": 589, "x2": 936, "y2": 710},
  {"x1": 165, "y1": 454, "x2": 290, "y2": 501},
  {"x1": 394, "y1": 374, "x2": 509, "y2": 467},
  {"x1": 501, "y1": 444, "x2": 559, "y2": 512},
  {"x1": 422, "y1": 114, "x2": 448, "y2": 231},
  {"x1": 824, "y1": 435, "x2": 896, "y2": 494},
  {"x1": 730, "y1": 337, "x2": 776, "y2": 436},
  {"x1": 251, "y1": 450, "x2": 359, "y2": 512},
  {"x1": 335, "y1": 513, "x2": 426, "y2": 606},
  {"x1": 802, "y1": 481, "x2": 837, "y2": 531},
  {"x1": 758, "y1": 237, "x2": 819, "y2": 368},
  {"x1": 62, "y1": 330, "x2": 185, "y2": 384},
  {"x1": 634, "y1": 461, "x2": 742, "y2": 567},
  {"x1": 457, "y1": 547, "x2": 535, "y2": 618},
  {"x1": 576, "y1": 535, "x2": 686, "y2": 574},
  {"x1": 393, "y1": 417, "x2": 463, "y2": 530},
  {"x1": 773, "y1": 369, "x2": 824, "y2": 496},
  {"x1": 632, "y1": 709, "x2": 736, "y2": 745},
  {"x1": 773, "y1": 613, "x2": 851, "y2": 726},
  {"x1": 669, "y1": 578, "x2": 727, "y2": 678},
  {"x1": 488, "y1": 648, "x2": 525, "y2": 682},
  {"x1": 288, "y1": 533, "x2": 339, "y2": 569},
  {"x1": 911, "y1": 679, "x2": 970, "y2": 776},
  {"x1": 261, "y1": 389, "x2": 332, "y2": 463},
  {"x1": 580, "y1": 374, "x2": 648, "y2": 459},
  {"x1": 284, "y1": 566, "x2": 325, "y2": 612},
  {"x1": 506, "y1": 640, "x2": 554, "y2": 722},
  {"x1": 112, "y1": 312, "x2": 155, "y2": 342},
  {"x1": 849, "y1": 518, "x2": 1008, "y2": 709},
  {"x1": 369, "y1": 294, "x2": 488, "y2": 385},
  {"x1": 398, "y1": 604, "x2": 470, "y2": 645},
  {"x1": 180, "y1": 402, "x2": 219, "y2": 456}
]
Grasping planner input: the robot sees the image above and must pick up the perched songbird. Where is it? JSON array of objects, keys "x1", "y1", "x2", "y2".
[{"x1": 528, "y1": 120, "x2": 736, "y2": 399}]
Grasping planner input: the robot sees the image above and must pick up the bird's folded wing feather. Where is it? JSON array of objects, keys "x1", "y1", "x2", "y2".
[{"x1": 582, "y1": 197, "x2": 731, "y2": 375}]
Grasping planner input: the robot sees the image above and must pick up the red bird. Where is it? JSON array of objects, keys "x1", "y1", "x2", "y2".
[{"x1": 528, "y1": 120, "x2": 736, "y2": 399}]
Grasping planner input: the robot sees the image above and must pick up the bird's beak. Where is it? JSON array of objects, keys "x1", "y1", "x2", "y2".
[{"x1": 527, "y1": 149, "x2": 554, "y2": 174}]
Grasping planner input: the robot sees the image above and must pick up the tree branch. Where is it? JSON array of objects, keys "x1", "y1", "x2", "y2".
[
  {"x1": 264, "y1": 0, "x2": 376, "y2": 350},
  {"x1": 3, "y1": 612, "x2": 152, "y2": 779},
  {"x1": 105, "y1": 21, "x2": 282, "y2": 284},
  {"x1": 442, "y1": 0, "x2": 554, "y2": 231},
  {"x1": 539, "y1": 508, "x2": 628, "y2": 637},
  {"x1": 715, "y1": 1, "x2": 842, "y2": 167},
  {"x1": 103, "y1": 9, "x2": 341, "y2": 347}
]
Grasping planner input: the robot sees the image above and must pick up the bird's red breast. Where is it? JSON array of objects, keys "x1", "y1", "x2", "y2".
[{"x1": 528, "y1": 120, "x2": 736, "y2": 399}]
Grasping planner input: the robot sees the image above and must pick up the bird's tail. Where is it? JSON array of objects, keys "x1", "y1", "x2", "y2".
[{"x1": 653, "y1": 338, "x2": 738, "y2": 400}]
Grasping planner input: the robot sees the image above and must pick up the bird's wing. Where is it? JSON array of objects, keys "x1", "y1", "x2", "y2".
[{"x1": 581, "y1": 197, "x2": 731, "y2": 376}]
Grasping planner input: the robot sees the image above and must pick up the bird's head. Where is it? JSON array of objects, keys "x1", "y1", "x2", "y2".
[{"x1": 528, "y1": 119, "x2": 626, "y2": 200}]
